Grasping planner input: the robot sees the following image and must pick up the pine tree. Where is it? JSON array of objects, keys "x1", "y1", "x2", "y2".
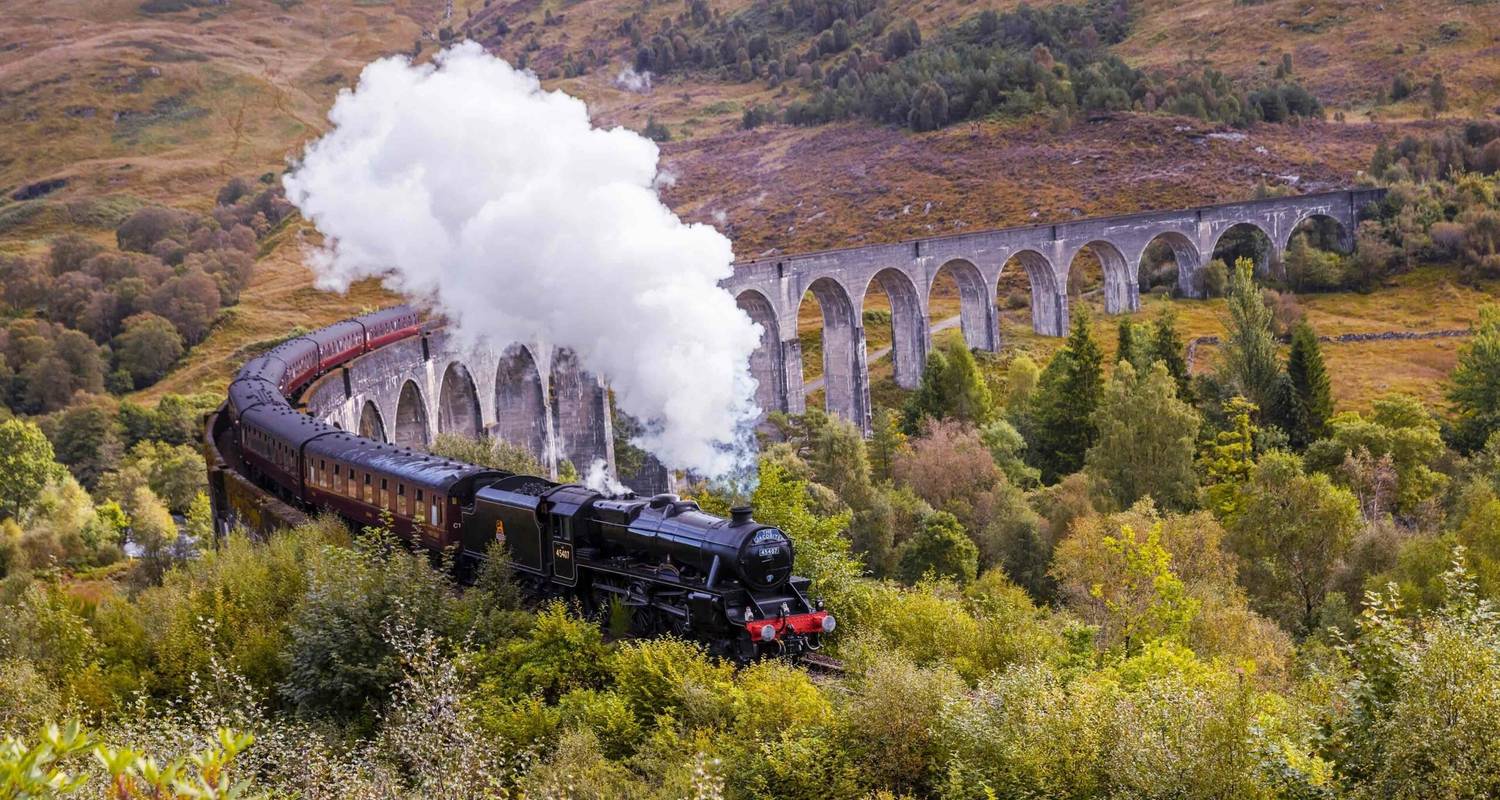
[
  {"x1": 1150, "y1": 306, "x2": 1192, "y2": 402},
  {"x1": 1285, "y1": 321, "x2": 1333, "y2": 448},
  {"x1": 901, "y1": 348, "x2": 949, "y2": 433},
  {"x1": 1448, "y1": 305, "x2": 1500, "y2": 453},
  {"x1": 868, "y1": 408, "x2": 907, "y2": 484},
  {"x1": 935, "y1": 338, "x2": 995, "y2": 426},
  {"x1": 1219, "y1": 257, "x2": 1285, "y2": 420},
  {"x1": 1116, "y1": 318, "x2": 1143, "y2": 369},
  {"x1": 1202, "y1": 397, "x2": 1258, "y2": 519},
  {"x1": 1031, "y1": 306, "x2": 1105, "y2": 482}
]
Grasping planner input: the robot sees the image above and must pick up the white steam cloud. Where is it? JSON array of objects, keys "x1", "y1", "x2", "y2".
[
  {"x1": 614, "y1": 65, "x2": 653, "y2": 93},
  {"x1": 284, "y1": 43, "x2": 762, "y2": 480}
]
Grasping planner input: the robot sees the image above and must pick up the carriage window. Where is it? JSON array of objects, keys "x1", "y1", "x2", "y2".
[
  {"x1": 429, "y1": 496, "x2": 441, "y2": 527},
  {"x1": 347, "y1": 467, "x2": 357, "y2": 498},
  {"x1": 397, "y1": 484, "x2": 406, "y2": 516},
  {"x1": 378, "y1": 478, "x2": 388, "y2": 508}
]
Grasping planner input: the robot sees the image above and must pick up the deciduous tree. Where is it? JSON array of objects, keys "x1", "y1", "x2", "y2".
[{"x1": 1085, "y1": 361, "x2": 1200, "y2": 510}]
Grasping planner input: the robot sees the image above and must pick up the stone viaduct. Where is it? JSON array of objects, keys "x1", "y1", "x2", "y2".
[
  {"x1": 299, "y1": 327, "x2": 652, "y2": 485},
  {"x1": 297, "y1": 188, "x2": 1383, "y2": 485},
  {"x1": 724, "y1": 188, "x2": 1385, "y2": 432}
]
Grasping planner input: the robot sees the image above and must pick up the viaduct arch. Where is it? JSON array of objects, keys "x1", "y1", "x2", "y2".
[
  {"x1": 300, "y1": 329, "x2": 668, "y2": 490},
  {"x1": 721, "y1": 188, "x2": 1383, "y2": 432}
]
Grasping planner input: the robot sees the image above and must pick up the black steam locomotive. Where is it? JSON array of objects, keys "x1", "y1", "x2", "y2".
[{"x1": 218, "y1": 306, "x2": 834, "y2": 660}]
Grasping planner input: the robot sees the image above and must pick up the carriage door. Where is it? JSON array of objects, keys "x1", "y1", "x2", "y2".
[{"x1": 552, "y1": 516, "x2": 577, "y2": 586}]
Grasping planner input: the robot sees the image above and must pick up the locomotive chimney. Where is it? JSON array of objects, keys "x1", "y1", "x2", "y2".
[{"x1": 730, "y1": 506, "x2": 753, "y2": 527}]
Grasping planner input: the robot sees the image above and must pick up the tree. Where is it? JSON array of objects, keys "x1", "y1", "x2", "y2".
[
  {"x1": 113, "y1": 312, "x2": 184, "y2": 390},
  {"x1": 868, "y1": 408, "x2": 906, "y2": 483},
  {"x1": 0, "y1": 419, "x2": 64, "y2": 519},
  {"x1": 1429, "y1": 73, "x2": 1448, "y2": 113},
  {"x1": 1448, "y1": 304, "x2": 1500, "y2": 453},
  {"x1": 1085, "y1": 362, "x2": 1200, "y2": 511},
  {"x1": 1330, "y1": 557, "x2": 1500, "y2": 799},
  {"x1": 1115, "y1": 318, "x2": 1145, "y2": 370},
  {"x1": 115, "y1": 206, "x2": 189, "y2": 253},
  {"x1": 151, "y1": 267, "x2": 221, "y2": 344},
  {"x1": 1149, "y1": 306, "x2": 1192, "y2": 401},
  {"x1": 908, "y1": 81, "x2": 949, "y2": 132},
  {"x1": 902, "y1": 347, "x2": 948, "y2": 433},
  {"x1": 1218, "y1": 257, "x2": 1284, "y2": 419},
  {"x1": 1284, "y1": 321, "x2": 1332, "y2": 448},
  {"x1": 46, "y1": 395, "x2": 123, "y2": 489},
  {"x1": 1313, "y1": 393, "x2": 1449, "y2": 515},
  {"x1": 1030, "y1": 306, "x2": 1105, "y2": 482},
  {"x1": 811, "y1": 415, "x2": 895, "y2": 571},
  {"x1": 936, "y1": 339, "x2": 995, "y2": 426},
  {"x1": 898, "y1": 512, "x2": 978, "y2": 584},
  {"x1": 1202, "y1": 397, "x2": 1258, "y2": 519},
  {"x1": 1224, "y1": 451, "x2": 1361, "y2": 633},
  {"x1": 902, "y1": 339, "x2": 994, "y2": 431}
]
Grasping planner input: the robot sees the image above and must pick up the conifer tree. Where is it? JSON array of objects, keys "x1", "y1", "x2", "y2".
[
  {"x1": 901, "y1": 348, "x2": 949, "y2": 433},
  {"x1": 868, "y1": 408, "x2": 907, "y2": 484},
  {"x1": 1219, "y1": 257, "x2": 1285, "y2": 421},
  {"x1": 1202, "y1": 397, "x2": 1258, "y2": 519},
  {"x1": 1116, "y1": 318, "x2": 1144, "y2": 370},
  {"x1": 936, "y1": 338, "x2": 996, "y2": 426},
  {"x1": 1448, "y1": 305, "x2": 1500, "y2": 453},
  {"x1": 1031, "y1": 306, "x2": 1105, "y2": 482},
  {"x1": 1150, "y1": 306, "x2": 1192, "y2": 402},
  {"x1": 1285, "y1": 321, "x2": 1332, "y2": 448}
]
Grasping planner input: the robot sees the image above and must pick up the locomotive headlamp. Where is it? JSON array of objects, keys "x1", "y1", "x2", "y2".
[
  {"x1": 821, "y1": 615, "x2": 837, "y2": 634},
  {"x1": 759, "y1": 624, "x2": 777, "y2": 642}
]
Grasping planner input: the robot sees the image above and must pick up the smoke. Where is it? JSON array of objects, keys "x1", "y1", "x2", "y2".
[
  {"x1": 584, "y1": 459, "x2": 630, "y2": 496},
  {"x1": 284, "y1": 43, "x2": 762, "y2": 480},
  {"x1": 613, "y1": 65, "x2": 653, "y2": 93}
]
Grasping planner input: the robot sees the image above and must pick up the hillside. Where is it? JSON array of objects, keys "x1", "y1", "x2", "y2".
[{"x1": 0, "y1": 0, "x2": 1496, "y2": 409}]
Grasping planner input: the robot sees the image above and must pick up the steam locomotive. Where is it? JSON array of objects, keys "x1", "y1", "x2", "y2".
[{"x1": 218, "y1": 306, "x2": 834, "y2": 660}]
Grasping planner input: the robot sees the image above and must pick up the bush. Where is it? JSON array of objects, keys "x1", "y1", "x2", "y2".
[
  {"x1": 1202, "y1": 258, "x2": 1229, "y2": 297},
  {"x1": 608, "y1": 637, "x2": 736, "y2": 728},
  {"x1": 898, "y1": 511, "x2": 978, "y2": 584}
]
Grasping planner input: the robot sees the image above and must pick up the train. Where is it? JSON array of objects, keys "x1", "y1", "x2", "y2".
[{"x1": 215, "y1": 306, "x2": 834, "y2": 661}]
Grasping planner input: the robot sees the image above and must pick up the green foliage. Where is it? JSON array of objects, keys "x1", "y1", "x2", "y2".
[
  {"x1": 1311, "y1": 393, "x2": 1450, "y2": 515},
  {"x1": 476, "y1": 601, "x2": 609, "y2": 703},
  {"x1": 1448, "y1": 304, "x2": 1500, "y2": 453},
  {"x1": 279, "y1": 527, "x2": 461, "y2": 723},
  {"x1": 979, "y1": 417, "x2": 1039, "y2": 488},
  {"x1": 428, "y1": 432, "x2": 544, "y2": 475},
  {"x1": 1030, "y1": 306, "x2": 1105, "y2": 482},
  {"x1": 112, "y1": 313, "x2": 184, "y2": 390},
  {"x1": 901, "y1": 338, "x2": 994, "y2": 432},
  {"x1": 1085, "y1": 361, "x2": 1200, "y2": 511},
  {"x1": 0, "y1": 419, "x2": 65, "y2": 520},
  {"x1": 1219, "y1": 257, "x2": 1286, "y2": 420},
  {"x1": 1285, "y1": 322, "x2": 1333, "y2": 448},
  {"x1": 840, "y1": 649, "x2": 963, "y2": 796},
  {"x1": 608, "y1": 637, "x2": 736, "y2": 729},
  {"x1": 898, "y1": 511, "x2": 979, "y2": 585},
  {"x1": 867, "y1": 407, "x2": 906, "y2": 484},
  {"x1": 1225, "y1": 451, "x2": 1362, "y2": 634},
  {"x1": 1328, "y1": 556, "x2": 1500, "y2": 799}
]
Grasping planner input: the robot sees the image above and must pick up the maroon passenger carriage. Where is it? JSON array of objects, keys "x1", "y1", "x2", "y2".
[{"x1": 217, "y1": 305, "x2": 834, "y2": 661}]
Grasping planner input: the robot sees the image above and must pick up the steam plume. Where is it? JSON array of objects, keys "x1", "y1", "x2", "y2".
[{"x1": 285, "y1": 43, "x2": 761, "y2": 479}]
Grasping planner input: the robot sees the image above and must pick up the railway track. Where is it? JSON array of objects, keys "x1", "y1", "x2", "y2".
[{"x1": 800, "y1": 652, "x2": 845, "y2": 676}]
